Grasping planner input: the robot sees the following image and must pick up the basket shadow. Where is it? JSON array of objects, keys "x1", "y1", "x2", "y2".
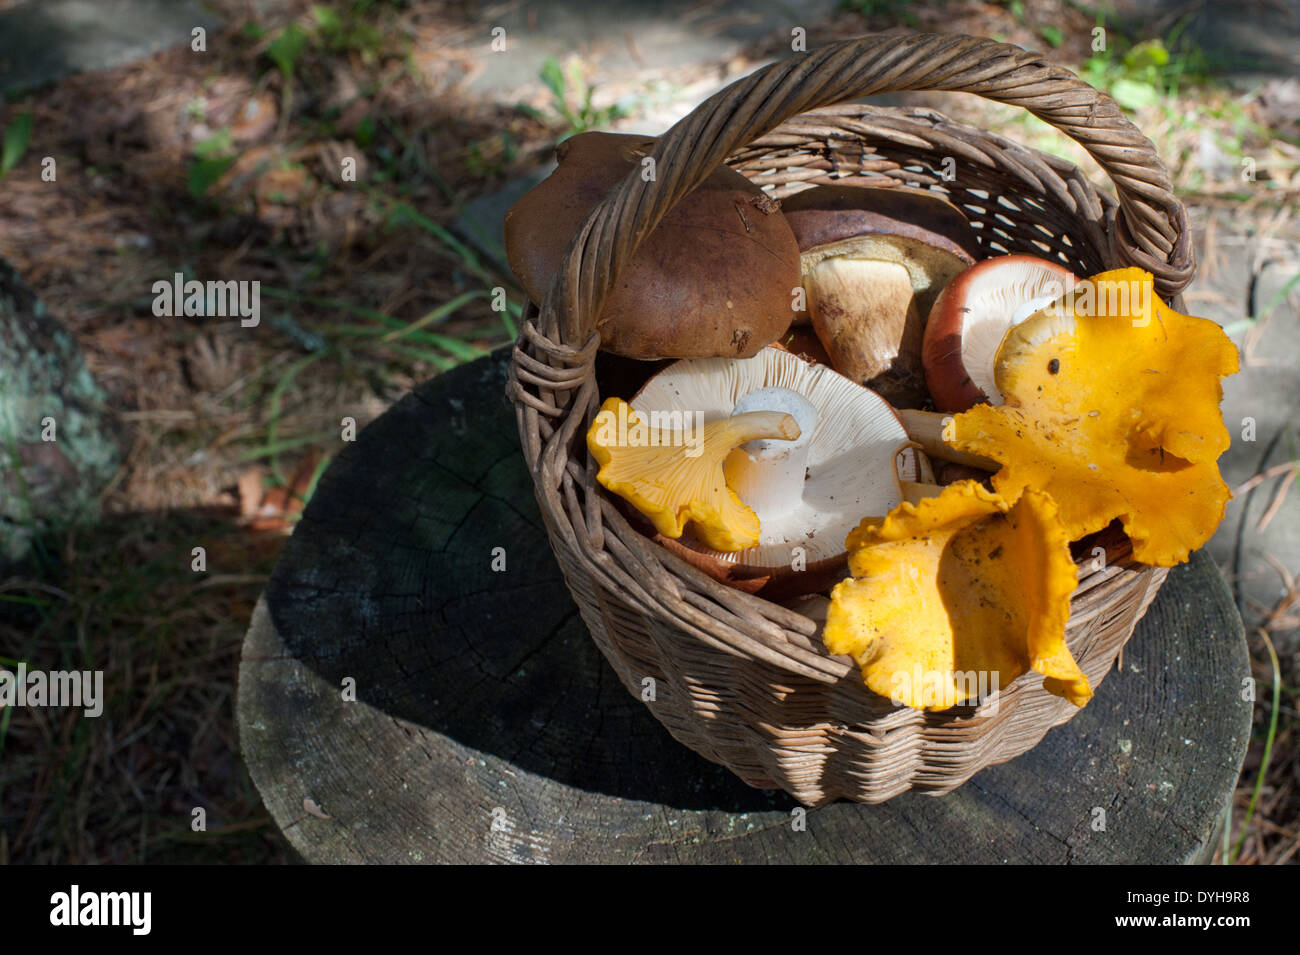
[{"x1": 263, "y1": 349, "x2": 796, "y2": 812}]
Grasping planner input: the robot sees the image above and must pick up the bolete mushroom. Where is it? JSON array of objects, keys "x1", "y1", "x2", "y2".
[
  {"x1": 922, "y1": 254, "x2": 1079, "y2": 412},
  {"x1": 624, "y1": 346, "x2": 918, "y2": 598},
  {"x1": 781, "y1": 185, "x2": 981, "y2": 407},
  {"x1": 948, "y1": 268, "x2": 1240, "y2": 566},
  {"x1": 505, "y1": 131, "x2": 801, "y2": 360},
  {"x1": 824, "y1": 480, "x2": 1090, "y2": 710}
]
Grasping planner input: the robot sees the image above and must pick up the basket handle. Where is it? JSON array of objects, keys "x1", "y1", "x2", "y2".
[{"x1": 545, "y1": 32, "x2": 1192, "y2": 347}]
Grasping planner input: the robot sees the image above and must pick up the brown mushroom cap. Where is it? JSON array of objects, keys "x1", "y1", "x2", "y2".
[
  {"x1": 504, "y1": 131, "x2": 801, "y2": 360},
  {"x1": 782, "y1": 185, "x2": 982, "y2": 279},
  {"x1": 778, "y1": 185, "x2": 981, "y2": 407}
]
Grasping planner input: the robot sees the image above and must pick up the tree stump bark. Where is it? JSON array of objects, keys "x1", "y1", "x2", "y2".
[
  {"x1": 237, "y1": 348, "x2": 1252, "y2": 864},
  {"x1": 0, "y1": 257, "x2": 120, "y2": 569}
]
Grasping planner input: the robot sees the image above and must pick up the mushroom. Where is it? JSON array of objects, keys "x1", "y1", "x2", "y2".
[
  {"x1": 780, "y1": 185, "x2": 981, "y2": 407},
  {"x1": 824, "y1": 481, "x2": 1090, "y2": 710},
  {"x1": 625, "y1": 346, "x2": 917, "y2": 598},
  {"x1": 922, "y1": 255, "x2": 1079, "y2": 412},
  {"x1": 896, "y1": 407, "x2": 999, "y2": 473},
  {"x1": 948, "y1": 268, "x2": 1240, "y2": 566},
  {"x1": 586, "y1": 397, "x2": 799, "y2": 553},
  {"x1": 504, "y1": 131, "x2": 801, "y2": 360}
]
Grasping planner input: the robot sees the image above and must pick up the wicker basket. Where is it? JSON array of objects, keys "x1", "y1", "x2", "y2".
[{"x1": 506, "y1": 33, "x2": 1191, "y2": 806}]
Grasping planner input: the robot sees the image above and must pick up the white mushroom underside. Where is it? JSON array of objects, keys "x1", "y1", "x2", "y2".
[
  {"x1": 632, "y1": 348, "x2": 909, "y2": 569},
  {"x1": 960, "y1": 265, "x2": 1070, "y2": 404}
]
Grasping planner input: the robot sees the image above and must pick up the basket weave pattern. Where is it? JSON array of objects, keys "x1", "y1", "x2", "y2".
[{"x1": 507, "y1": 34, "x2": 1192, "y2": 805}]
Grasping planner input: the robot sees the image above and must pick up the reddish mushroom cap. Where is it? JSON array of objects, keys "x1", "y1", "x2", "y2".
[{"x1": 922, "y1": 254, "x2": 1077, "y2": 413}]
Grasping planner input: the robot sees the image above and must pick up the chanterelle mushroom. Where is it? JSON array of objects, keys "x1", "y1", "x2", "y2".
[
  {"x1": 504, "y1": 131, "x2": 801, "y2": 360},
  {"x1": 781, "y1": 185, "x2": 981, "y2": 407},
  {"x1": 824, "y1": 481, "x2": 1089, "y2": 710},
  {"x1": 922, "y1": 254, "x2": 1078, "y2": 412},
  {"x1": 949, "y1": 267, "x2": 1240, "y2": 566},
  {"x1": 587, "y1": 397, "x2": 799, "y2": 552},
  {"x1": 628, "y1": 346, "x2": 917, "y2": 597}
]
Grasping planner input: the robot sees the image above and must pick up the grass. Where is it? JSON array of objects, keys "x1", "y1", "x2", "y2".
[
  {"x1": 0, "y1": 111, "x2": 32, "y2": 178},
  {"x1": 264, "y1": 22, "x2": 308, "y2": 135},
  {"x1": 1224, "y1": 271, "x2": 1300, "y2": 336},
  {"x1": 0, "y1": 511, "x2": 288, "y2": 863},
  {"x1": 1225, "y1": 628, "x2": 1282, "y2": 864},
  {"x1": 232, "y1": 285, "x2": 495, "y2": 498}
]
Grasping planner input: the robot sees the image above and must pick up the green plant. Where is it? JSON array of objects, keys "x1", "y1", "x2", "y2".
[
  {"x1": 312, "y1": 3, "x2": 342, "y2": 34},
  {"x1": 519, "y1": 57, "x2": 627, "y2": 140},
  {"x1": 378, "y1": 194, "x2": 521, "y2": 338},
  {"x1": 1223, "y1": 271, "x2": 1300, "y2": 336},
  {"x1": 260, "y1": 286, "x2": 498, "y2": 370},
  {"x1": 1223, "y1": 629, "x2": 1282, "y2": 864},
  {"x1": 248, "y1": 284, "x2": 499, "y2": 492},
  {"x1": 0, "y1": 654, "x2": 32, "y2": 759},
  {"x1": 265, "y1": 23, "x2": 309, "y2": 129},
  {"x1": 1, "y1": 111, "x2": 33, "y2": 178},
  {"x1": 266, "y1": 23, "x2": 308, "y2": 82},
  {"x1": 464, "y1": 131, "x2": 518, "y2": 180},
  {"x1": 312, "y1": 4, "x2": 386, "y2": 61},
  {"x1": 187, "y1": 127, "x2": 238, "y2": 198},
  {"x1": 355, "y1": 114, "x2": 376, "y2": 148},
  {"x1": 1080, "y1": 16, "x2": 1211, "y2": 112}
]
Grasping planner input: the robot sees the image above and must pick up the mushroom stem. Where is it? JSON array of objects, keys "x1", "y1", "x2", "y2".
[
  {"x1": 723, "y1": 387, "x2": 818, "y2": 523},
  {"x1": 901, "y1": 481, "x2": 946, "y2": 504},
  {"x1": 713, "y1": 409, "x2": 803, "y2": 446},
  {"x1": 804, "y1": 257, "x2": 927, "y2": 406},
  {"x1": 898, "y1": 409, "x2": 1000, "y2": 471},
  {"x1": 854, "y1": 481, "x2": 945, "y2": 523},
  {"x1": 1012, "y1": 292, "x2": 1060, "y2": 325}
]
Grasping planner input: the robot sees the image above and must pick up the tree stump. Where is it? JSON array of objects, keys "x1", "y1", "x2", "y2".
[
  {"x1": 0, "y1": 257, "x2": 120, "y2": 570},
  {"x1": 237, "y1": 349, "x2": 1252, "y2": 864}
]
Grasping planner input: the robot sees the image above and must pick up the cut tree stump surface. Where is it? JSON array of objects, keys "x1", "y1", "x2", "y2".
[{"x1": 237, "y1": 349, "x2": 1252, "y2": 864}]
